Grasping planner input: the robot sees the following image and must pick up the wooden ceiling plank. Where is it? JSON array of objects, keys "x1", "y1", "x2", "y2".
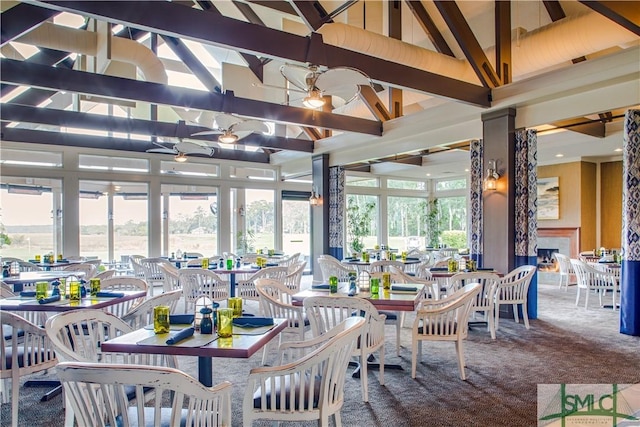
[
  {"x1": 358, "y1": 85, "x2": 391, "y2": 122},
  {"x1": 579, "y1": 1, "x2": 640, "y2": 36},
  {"x1": 161, "y1": 35, "x2": 222, "y2": 93},
  {"x1": 433, "y1": 0, "x2": 501, "y2": 88},
  {"x1": 32, "y1": 0, "x2": 490, "y2": 107},
  {"x1": 289, "y1": 1, "x2": 332, "y2": 32},
  {"x1": 542, "y1": 0, "x2": 566, "y2": 21},
  {"x1": 0, "y1": 58, "x2": 381, "y2": 136},
  {"x1": 405, "y1": 0, "x2": 455, "y2": 56},
  {"x1": 550, "y1": 118, "x2": 605, "y2": 138}
]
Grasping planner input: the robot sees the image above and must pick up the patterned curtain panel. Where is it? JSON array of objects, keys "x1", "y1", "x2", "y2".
[
  {"x1": 514, "y1": 128, "x2": 538, "y2": 319},
  {"x1": 469, "y1": 139, "x2": 483, "y2": 265},
  {"x1": 621, "y1": 109, "x2": 640, "y2": 336},
  {"x1": 328, "y1": 166, "x2": 344, "y2": 260}
]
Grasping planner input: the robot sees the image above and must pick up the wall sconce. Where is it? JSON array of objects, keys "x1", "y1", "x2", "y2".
[
  {"x1": 309, "y1": 187, "x2": 323, "y2": 206},
  {"x1": 238, "y1": 205, "x2": 245, "y2": 216},
  {"x1": 484, "y1": 159, "x2": 500, "y2": 191}
]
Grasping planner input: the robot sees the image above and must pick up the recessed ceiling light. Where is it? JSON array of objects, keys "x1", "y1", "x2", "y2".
[
  {"x1": 426, "y1": 173, "x2": 431, "y2": 177},
  {"x1": 555, "y1": 153, "x2": 564, "y2": 158},
  {"x1": 614, "y1": 148, "x2": 623, "y2": 152},
  {"x1": 464, "y1": 168, "x2": 469, "y2": 172}
]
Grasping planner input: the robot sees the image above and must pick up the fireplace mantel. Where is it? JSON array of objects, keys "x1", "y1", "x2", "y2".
[{"x1": 538, "y1": 228, "x2": 580, "y2": 259}]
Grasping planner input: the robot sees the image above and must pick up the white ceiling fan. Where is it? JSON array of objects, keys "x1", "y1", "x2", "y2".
[
  {"x1": 146, "y1": 138, "x2": 214, "y2": 162},
  {"x1": 279, "y1": 63, "x2": 371, "y2": 108},
  {"x1": 191, "y1": 113, "x2": 270, "y2": 144}
]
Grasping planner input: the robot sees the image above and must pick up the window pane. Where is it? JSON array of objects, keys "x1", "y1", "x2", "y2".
[
  {"x1": 387, "y1": 196, "x2": 427, "y2": 250},
  {"x1": 1, "y1": 148, "x2": 62, "y2": 168},
  {"x1": 435, "y1": 178, "x2": 467, "y2": 191},
  {"x1": 160, "y1": 160, "x2": 219, "y2": 177},
  {"x1": 0, "y1": 178, "x2": 61, "y2": 259},
  {"x1": 114, "y1": 183, "x2": 148, "y2": 258},
  {"x1": 387, "y1": 179, "x2": 426, "y2": 190},
  {"x1": 346, "y1": 176, "x2": 379, "y2": 187},
  {"x1": 282, "y1": 199, "x2": 310, "y2": 268},
  {"x1": 79, "y1": 183, "x2": 108, "y2": 260},
  {"x1": 245, "y1": 189, "x2": 275, "y2": 251},
  {"x1": 346, "y1": 194, "x2": 378, "y2": 255},
  {"x1": 437, "y1": 196, "x2": 468, "y2": 249},
  {"x1": 79, "y1": 154, "x2": 149, "y2": 173},
  {"x1": 163, "y1": 185, "x2": 218, "y2": 257}
]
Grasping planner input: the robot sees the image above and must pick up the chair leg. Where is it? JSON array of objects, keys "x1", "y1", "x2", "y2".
[
  {"x1": 494, "y1": 303, "x2": 500, "y2": 332},
  {"x1": 411, "y1": 339, "x2": 418, "y2": 379},
  {"x1": 455, "y1": 340, "x2": 466, "y2": 380},
  {"x1": 585, "y1": 289, "x2": 590, "y2": 309},
  {"x1": 12, "y1": 376, "x2": 18, "y2": 427},
  {"x1": 378, "y1": 345, "x2": 385, "y2": 386},
  {"x1": 334, "y1": 412, "x2": 343, "y2": 427},
  {"x1": 360, "y1": 352, "x2": 369, "y2": 402},
  {"x1": 489, "y1": 308, "x2": 496, "y2": 340},
  {"x1": 512, "y1": 304, "x2": 520, "y2": 324},
  {"x1": 522, "y1": 303, "x2": 530, "y2": 329},
  {"x1": 395, "y1": 315, "x2": 401, "y2": 356},
  {"x1": 575, "y1": 288, "x2": 581, "y2": 306}
]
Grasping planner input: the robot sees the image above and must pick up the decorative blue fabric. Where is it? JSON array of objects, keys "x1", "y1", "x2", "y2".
[
  {"x1": 232, "y1": 317, "x2": 274, "y2": 328},
  {"x1": 470, "y1": 139, "x2": 484, "y2": 264},
  {"x1": 328, "y1": 166, "x2": 344, "y2": 259},
  {"x1": 621, "y1": 109, "x2": 640, "y2": 336}
]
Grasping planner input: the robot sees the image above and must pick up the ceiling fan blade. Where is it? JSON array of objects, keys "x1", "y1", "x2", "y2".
[
  {"x1": 175, "y1": 141, "x2": 214, "y2": 156},
  {"x1": 315, "y1": 67, "x2": 370, "y2": 92},
  {"x1": 214, "y1": 113, "x2": 242, "y2": 131},
  {"x1": 232, "y1": 120, "x2": 269, "y2": 134},
  {"x1": 146, "y1": 148, "x2": 176, "y2": 154},
  {"x1": 196, "y1": 111, "x2": 216, "y2": 128},
  {"x1": 191, "y1": 130, "x2": 222, "y2": 136},
  {"x1": 280, "y1": 64, "x2": 314, "y2": 92}
]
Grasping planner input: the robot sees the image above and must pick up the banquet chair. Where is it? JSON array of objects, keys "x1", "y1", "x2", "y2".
[
  {"x1": 243, "y1": 317, "x2": 364, "y2": 427},
  {"x1": 570, "y1": 259, "x2": 618, "y2": 309},
  {"x1": 121, "y1": 289, "x2": 183, "y2": 329},
  {"x1": 1, "y1": 312, "x2": 58, "y2": 427},
  {"x1": 303, "y1": 296, "x2": 386, "y2": 402},
  {"x1": 278, "y1": 252, "x2": 300, "y2": 268},
  {"x1": 98, "y1": 277, "x2": 148, "y2": 317},
  {"x1": 93, "y1": 269, "x2": 116, "y2": 280},
  {"x1": 0, "y1": 286, "x2": 47, "y2": 326},
  {"x1": 63, "y1": 263, "x2": 97, "y2": 279},
  {"x1": 553, "y1": 253, "x2": 576, "y2": 291},
  {"x1": 255, "y1": 278, "x2": 310, "y2": 365},
  {"x1": 16, "y1": 260, "x2": 42, "y2": 272},
  {"x1": 414, "y1": 261, "x2": 434, "y2": 280},
  {"x1": 140, "y1": 257, "x2": 172, "y2": 296},
  {"x1": 369, "y1": 259, "x2": 405, "y2": 273},
  {"x1": 317, "y1": 257, "x2": 353, "y2": 283},
  {"x1": 159, "y1": 263, "x2": 181, "y2": 292},
  {"x1": 283, "y1": 260, "x2": 307, "y2": 293},
  {"x1": 494, "y1": 265, "x2": 537, "y2": 332},
  {"x1": 128, "y1": 255, "x2": 146, "y2": 280},
  {"x1": 237, "y1": 266, "x2": 288, "y2": 310},
  {"x1": 448, "y1": 272, "x2": 500, "y2": 339},
  {"x1": 57, "y1": 361, "x2": 232, "y2": 427},
  {"x1": 179, "y1": 268, "x2": 229, "y2": 314},
  {"x1": 411, "y1": 283, "x2": 481, "y2": 380}
]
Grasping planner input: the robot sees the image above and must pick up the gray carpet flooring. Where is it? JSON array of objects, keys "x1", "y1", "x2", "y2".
[{"x1": 2, "y1": 276, "x2": 639, "y2": 426}]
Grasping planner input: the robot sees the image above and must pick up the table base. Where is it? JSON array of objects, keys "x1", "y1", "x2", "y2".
[
  {"x1": 349, "y1": 355, "x2": 403, "y2": 378},
  {"x1": 24, "y1": 380, "x2": 62, "y2": 401}
]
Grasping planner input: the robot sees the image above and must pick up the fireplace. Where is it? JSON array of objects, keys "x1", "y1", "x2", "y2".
[{"x1": 537, "y1": 248, "x2": 558, "y2": 272}]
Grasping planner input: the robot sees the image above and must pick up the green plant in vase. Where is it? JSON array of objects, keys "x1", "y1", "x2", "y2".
[
  {"x1": 346, "y1": 199, "x2": 375, "y2": 254},
  {"x1": 236, "y1": 230, "x2": 255, "y2": 256},
  {"x1": 425, "y1": 198, "x2": 442, "y2": 248}
]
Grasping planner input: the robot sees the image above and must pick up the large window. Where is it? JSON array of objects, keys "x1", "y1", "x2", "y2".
[
  {"x1": 434, "y1": 178, "x2": 468, "y2": 249},
  {"x1": 79, "y1": 182, "x2": 108, "y2": 260},
  {"x1": 387, "y1": 196, "x2": 428, "y2": 250},
  {"x1": 345, "y1": 194, "x2": 378, "y2": 255},
  {"x1": 282, "y1": 191, "x2": 311, "y2": 267},
  {"x1": 0, "y1": 177, "x2": 62, "y2": 260},
  {"x1": 162, "y1": 184, "x2": 218, "y2": 257},
  {"x1": 244, "y1": 189, "x2": 275, "y2": 252}
]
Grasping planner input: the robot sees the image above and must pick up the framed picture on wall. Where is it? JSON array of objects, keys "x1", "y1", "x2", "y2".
[{"x1": 537, "y1": 177, "x2": 559, "y2": 220}]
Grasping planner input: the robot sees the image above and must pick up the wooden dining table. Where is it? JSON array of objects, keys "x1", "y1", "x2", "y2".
[
  {"x1": 101, "y1": 318, "x2": 287, "y2": 387},
  {"x1": 2, "y1": 270, "x2": 87, "y2": 292}
]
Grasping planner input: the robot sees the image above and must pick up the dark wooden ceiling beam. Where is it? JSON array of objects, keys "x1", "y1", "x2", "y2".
[
  {"x1": 579, "y1": 1, "x2": 640, "y2": 36},
  {"x1": 326, "y1": 1, "x2": 359, "y2": 21},
  {"x1": 495, "y1": 1, "x2": 512, "y2": 84},
  {"x1": 433, "y1": 0, "x2": 501, "y2": 88},
  {"x1": 388, "y1": 0, "x2": 403, "y2": 118},
  {"x1": 0, "y1": 103, "x2": 312, "y2": 153},
  {"x1": 301, "y1": 127, "x2": 323, "y2": 141},
  {"x1": 1, "y1": 58, "x2": 381, "y2": 136},
  {"x1": 160, "y1": 35, "x2": 222, "y2": 93},
  {"x1": 289, "y1": 1, "x2": 333, "y2": 32},
  {"x1": 246, "y1": 1, "x2": 298, "y2": 16},
  {"x1": 358, "y1": 86, "x2": 391, "y2": 122},
  {"x1": 405, "y1": 0, "x2": 455, "y2": 56},
  {"x1": 550, "y1": 117, "x2": 605, "y2": 138},
  {"x1": 0, "y1": 3, "x2": 60, "y2": 46},
  {"x1": 0, "y1": 128, "x2": 271, "y2": 163},
  {"x1": 32, "y1": 0, "x2": 490, "y2": 107},
  {"x1": 542, "y1": 0, "x2": 566, "y2": 22},
  {"x1": 232, "y1": 0, "x2": 265, "y2": 25},
  {"x1": 0, "y1": 48, "x2": 69, "y2": 96}
]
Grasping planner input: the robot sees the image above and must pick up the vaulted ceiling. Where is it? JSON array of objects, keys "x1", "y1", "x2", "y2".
[{"x1": 1, "y1": 1, "x2": 638, "y2": 179}]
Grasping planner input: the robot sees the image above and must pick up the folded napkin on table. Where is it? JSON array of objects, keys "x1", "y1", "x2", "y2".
[
  {"x1": 311, "y1": 284, "x2": 330, "y2": 290},
  {"x1": 430, "y1": 267, "x2": 448, "y2": 271},
  {"x1": 95, "y1": 291, "x2": 125, "y2": 298},
  {"x1": 166, "y1": 327, "x2": 195, "y2": 345},
  {"x1": 405, "y1": 257, "x2": 420, "y2": 261},
  {"x1": 38, "y1": 295, "x2": 61, "y2": 304},
  {"x1": 232, "y1": 317, "x2": 274, "y2": 328},
  {"x1": 265, "y1": 263, "x2": 278, "y2": 267},
  {"x1": 20, "y1": 291, "x2": 36, "y2": 297},
  {"x1": 391, "y1": 285, "x2": 418, "y2": 292},
  {"x1": 169, "y1": 314, "x2": 195, "y2": 325},
  {"x1": 477, "y1": 268, "x2": 494, "y2": 271}
]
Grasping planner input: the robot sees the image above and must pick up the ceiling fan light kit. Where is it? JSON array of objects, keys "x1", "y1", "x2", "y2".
[
  {"x1": 174, "y1": 152, "x2": 188, "y2": 163},
  {"x1": 302, "y1": 89, "x2": 326, "y2": 109},
  {"x1": 218, "y1": 131, "x2": 239, "y2": 144}
]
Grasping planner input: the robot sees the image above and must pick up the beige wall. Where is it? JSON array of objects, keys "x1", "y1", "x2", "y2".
[
  {"x1": 600, "y1": 160, "x2": 623, "y2": 248},
  {"x1": 537, "y1": 161, "x2": 597, "y2": 251}
]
